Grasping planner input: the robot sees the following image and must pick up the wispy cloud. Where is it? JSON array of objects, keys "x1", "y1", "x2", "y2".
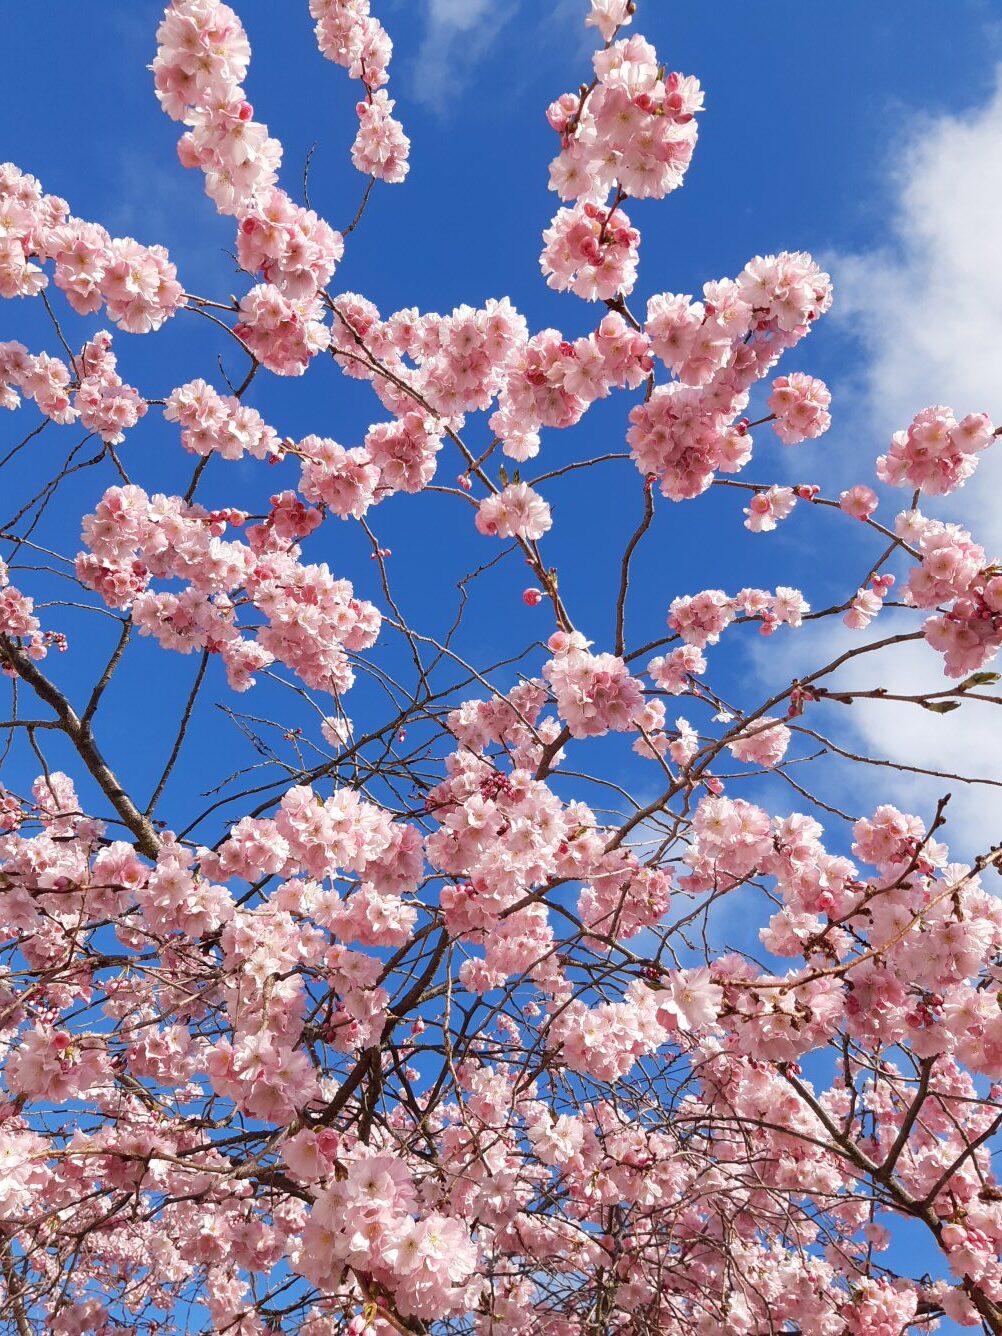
[
  {"x1": 829, "y1": 66, "x2": 1002, "y2": 543},
  {"x1": 745, "y1": 68, "x2": 1002, "y2": 864},
  {"x1": 409, "y1": 0, "x2": 514, "y2": 111},
  {"x1": 761, "y1": 616, "x2": 1002, "y2": 863}
]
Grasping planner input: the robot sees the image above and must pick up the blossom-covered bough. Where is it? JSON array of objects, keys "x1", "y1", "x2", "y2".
[{"x1": 2, "y1": 1, "x2": 1002, "y2": 1332}]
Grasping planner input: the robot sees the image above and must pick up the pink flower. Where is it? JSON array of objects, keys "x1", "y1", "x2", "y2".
[
  {"x1": 727, "y1": 717, "x2": 791, "y2": 769},
  {"x1": 543, "y1": 645, "x2": 645, "y2": 737},
  {"x1": 234, "y1": 283, "x2": 330, "y2": 375},
  {"x1": 236, "y1": 187, "x2": 343, "y2": 298},
  {"x1": 585, "y1": 0, "x2": 634, "y2": 42},
  {"x1": 298, "y1": 435, "x2": 380, "y2": 518},
  {"x1": 839, "y1": 483, "x2": 878, "y2": 519},
  {"x1": 648, "y1": 644, "x2": 707, "y2": 693},
  {"x1": 541, "y1": 201, "x2": 640, "y2": 301},
  {"x1": 475, "y1": 483, "x2": 552, "y2": 540},
  {"x1": 743, "y1": 485, "x2": 796, "y2": 533},
  {"x1": 767, "y1": 372, "x2": 832, "y2": 444},
  {"x1": 352, "y1": 91, "x2": 410, "y2": 183},
  {"x1": 879, "y1": 404, "x2": 995, "y2": 495},
  {"x1": 658, "y1": 967, "x2": 723, "y2": 1032},
  {"x1": 548, "y1": 37, "x2": 703, "y2": 203},
  {"x1": 843, "y1": 586, "x2": 884, "y2": 630}
]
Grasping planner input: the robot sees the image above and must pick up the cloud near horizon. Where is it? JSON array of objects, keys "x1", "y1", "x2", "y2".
[
  {"x1": 787, "y1": 71, "x2": 1002, "y2": 860},
  {"x1": 831, "y1": 65, "x2": 1002, "y2": 542}
]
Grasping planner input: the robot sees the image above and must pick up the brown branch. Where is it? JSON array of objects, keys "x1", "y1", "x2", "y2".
[{"x1": 0, "y1": 634, "x2": 160, "y2": 858}]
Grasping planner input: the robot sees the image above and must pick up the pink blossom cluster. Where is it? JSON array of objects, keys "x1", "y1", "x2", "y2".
[
  {"x1": 297, "y1": 411, "x2": 443, "y2": 518},
  {"x1": 585, "y1": 0, "x2": 634, "y2": 43},
  {"x1": 309, "y1": 0, "x2": 391, "y2": 86},
  {"x1": 402, "y1": 298, "x2": 530, "y2": 414},
  {"x1": 365, "y1": 409, "x2": 443, "y2": 493},
  {"x1": 427, "y1": 691, "x2": 608, "y2": 964},
  {"x1": 351, "y1": 91, "x2": 411, "y2": 183},
  {"x1": 0, "y1": 561, "x2": 50, "y2": 661},
  {"x1": 309, "y1": 1, "x2": 410, "y2": 183},
  {"x1": 766, "y1": 371, "x2": 832, "y2": 444},
  {"x1": 475, "y1": 483, "x2": 552, "y2": 540},
  {"x1": 547, "y1": 36, "x2": 703, "y2": 202},
  {"x1": 0, "y1": 341, "x2": 75, "y2": 423},
  {"x1": 634, "y1": 253, "x2": 832, "y2": 498},
  {"x1": 743, "y1": 484, "x2": 796, "y2": 533},
  {"x1": 298, "y1": 435, "x2": 380, "y2": 518},
  {"x1": 578, "y1": 858, "x2": 672, "y2": 944},
  {"x1": 55, "y1": 233, "x2": 184, "y2": 334},
  {"x1": 324, "y1": 292, "x2": 652, "y2": 471},
  {"x1": 542, "y1": 636, "x2": 645, "y2": 738},
  {"x1": 73, "y1": 331, "x2": 147, "y2": 444},
  {"x1": 206, "y1": 781, "x2": 422, "y2": 896},
  {"x1": 164, "y1": 377, "x2": 281, "y2": 460},
  {"x1": 298, "y1": 1153, "x2": 478, "y2": 1320},
  {"x1": 491, "y1": 311, "x2": 651, "y2": 455},
  {"x1": 550, "y1": 983, "x2": 670, "y2": 1080},
  {"x1": 153, "y1": 0, "x2": 281, "y2": 215},
  {"x1": 0, "y1": 334, "x2": 146, "y2": 443},
  {"x1": 646, "y1": 644, "x2": 707, "y2": 694},
  {"x1": 843, "y1": 573, "x2": 894, "y2": 630},
  {"x1": 842, "y1": 1279, "x2": 918, "y2": 1336},
  {"x1": 0, "y1": 162, "x2": 185, "y2": 331},
  {"x1": 667, "y1": 791, "x2": 1002, "y2": 1061},
  {"x1": 667, "y1": 585, "x2": 809, "y2": 648},
  {"x1": 429, "y1": 747, "x2": 591, "y2": 944},
  {"x1": 645, "y1": 256, "x2": 832, "y2": 383},
  {"x1": 878, "y1": 403, "x2": 996, "y2": 495},
  {"x1": 76, "y1": 484, "x2": 379, "y2": 692},
  {"x1": 444, "y1": 679, "x2": 558, "y2": 760},
  {"x1": 627, "y1": 380, "x2": 752, "y2": 499},
  {"x1": 900, "y1": 510, "x2": 1002, "y2": 676},
  {"x1": 727, "y1": 717, "x2": 792, "y2": 769},
  {"x1": 234, "y1": 283, "x2": 331, "y2": 376},
  {"x1": 540, "y1": 201, "x2": 640, "y2": 300},
  {"x1": 331, "y1": 294, "x2": 528, "y2": 424},
  {"x1": 236, "y1": 186, "x2": 344, "y2": 298},
  {"x1": 6, "y1": 1026, "x2": 109, "y2": 1104},
  {"x1": 551, "y1": 965, "x2": 728, "y2": 1079}
]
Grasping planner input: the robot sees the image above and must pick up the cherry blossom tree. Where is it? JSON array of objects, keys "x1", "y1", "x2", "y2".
[{"x1": 2, "y1": 2, "x2": 1002, "y2": 1333}]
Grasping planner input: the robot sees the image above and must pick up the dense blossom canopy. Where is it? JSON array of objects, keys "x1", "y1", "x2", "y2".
[{"x1": 1, "y1": 2, "x2": 1002, "y2": 1334}]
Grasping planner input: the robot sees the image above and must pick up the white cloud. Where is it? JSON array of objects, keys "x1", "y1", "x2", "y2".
[
  {"x1": 410, "y1": 0, "x2": 513, "y2": 110},
  {"x1": 830, "y1": 67, "x2": 1002, "y2": 544},
  {"x1": 762, "y1": 617, "x2": 1002, "y2": 863},
  {"x1": 747, "y1": 71, "x2": 1002, "y2": 865}
]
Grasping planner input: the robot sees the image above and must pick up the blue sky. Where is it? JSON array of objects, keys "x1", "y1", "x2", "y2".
[
  {"x1": 6, "y1": 0, "x2": 1000, "y2": 851},
  {"x1": 6, "y1": 4, "x2": 1002, "y2": 1323},
  {"x1": 6, "y1": 0, "x2": 1002, "y2": 973}
]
